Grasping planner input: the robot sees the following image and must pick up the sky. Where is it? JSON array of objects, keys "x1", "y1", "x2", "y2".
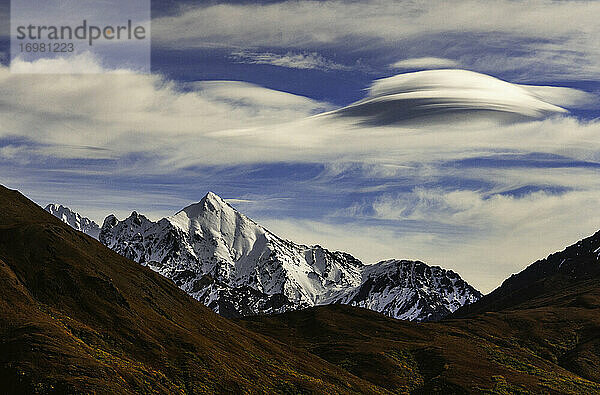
[{"x1": 1, "y1": 0, "x2": 600, "y2": 293}]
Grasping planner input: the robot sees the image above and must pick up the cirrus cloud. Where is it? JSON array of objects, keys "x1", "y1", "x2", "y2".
[
  {"x1": 391, "y1": 57, "x2": 460, "y2": 70},
  {"x1": 151, "y1": 0, "x2": 600, "y2": 80},
  {"x1": 230, "y1": 50, "x2": 354, "y2": 71}
]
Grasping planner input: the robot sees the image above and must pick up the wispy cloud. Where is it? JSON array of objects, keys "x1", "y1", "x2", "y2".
[
  {"x1": 152, "y1": 0, "x2": 600, "y2": 80},
  {"x1": 230, "y1": 50, "x2": 353, "y2": 71},
  {"x1": 3, "y1": 56, "x2": 597, "y2": 170},
  {"x1": 192, "y1": 80, "x2": 333, "y2": 114},
  {"x1": 391, "y1": 57, "x2": 460, "y2": 70},
  {"x1": 10, "y1": 53, "x2": 108, "y2": 74},
  {"x1": 3, "y1": 55, "x2": 600, "y2": 293},
  {"x1": 153, "y1": 1, "x2": 600, "y2": 48},
  {"x1": 263, "y1": 186, "x2": 600, "y2": 293},
  {"x1": 0, "y1": 54, "x2": 329, "y2": 166}
]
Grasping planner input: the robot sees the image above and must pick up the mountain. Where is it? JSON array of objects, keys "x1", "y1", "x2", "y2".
[
  {"x1": 4, "y1": 184, "x2": 600, "y2": 393},
  {"x1": 0, "y1": 185, "x2": 380, "y2": 393},
  {"x1": 44, "y1": 203, "x2": 100, "y2": 239},
  {"x1": 240, "y1": 302, "x2": 600, "y2": 393},
  {"x1": 240, "y1": 228, "x2": 600, "y2": 393},
  {"x1": 451, "y1": 229, "x2": 600, "y2": 384},
  {"x1": 99, "y1": 192, "x2": 480, "y2": 321},
  {"x1": 453, "y1": 229, "x2": 600, "y2": 316},
  {"x1": 331, "y1": 259, "x2": 481, "y2": 321}
]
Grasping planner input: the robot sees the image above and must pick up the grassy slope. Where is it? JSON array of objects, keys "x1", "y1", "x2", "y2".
[
  {"x1": 0, "y1": 186, "x2": 382, "y2": 394},
  {"x1": 241, "y1": 244, "x2": 600, "y2": 394},
  {"x1": 241, "y1": 303, "x2": 600, "y2": 394}
]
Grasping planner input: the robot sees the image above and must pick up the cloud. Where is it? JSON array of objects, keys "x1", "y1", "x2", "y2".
[
  {"x1": 518, "y1": 84, "x2": 599, "y2": 109},
  {"x1": 262, "y1": 187, "x2": 600, "y2": 293},
  {"x1": 10, "y1": 53, "x2": 109, "y2": 74},
  {"x1": 391, "y1": 57, "x2": 460, "y2": 70},
  {"x1": 151, "y1": 0, "x2": 600, "y2": 80},
  {"x1": 325, "y1": 69, "x2": 591, "y2": 126},
  {"x1": 0, "y1": 144, "x2": 27, "y2": 161},
  {"x1": 2, "y1": 57, "x2": 598, "y2": 171},
  {"x1": 152, "y1": 1, "x2": 600, "y2": 48},
  {"x1": 0, "y1": 55, "x2": 329, "y2": 167},
  {"x1": 363, "y1": 188, "x2": 590, "y2": 229},
  {"x1": 190, "y1": 80, "x2": 332, "y2": 114},
  {"x1": 4, "y1": 56, "x2": 600, "y2": 293},
  {"x1": 230, "y1": 50, "x2": 353, "y2": 71}
]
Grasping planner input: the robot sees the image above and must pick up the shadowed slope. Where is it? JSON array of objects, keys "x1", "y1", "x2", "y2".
[
  {"x1": 451, "y1": 228, "x2": 600, "y2": 384},
  {"x1": 0, "y1": 186, "x2": 380, "y2": 393},
  {"x1": 453, "y1": 229, "x2": 600, "y2": 315},
  {"x1": 241, "y1": 304, "x2": 600, "y2": 393}
]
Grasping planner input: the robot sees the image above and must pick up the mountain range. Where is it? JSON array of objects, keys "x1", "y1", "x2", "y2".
[
  {"x1": 0, "y1": 186, "x2": 378, "y2": 393},
  {"x1": 47, "y1": 192, "x2": 481, "y2": 321},
  {"x1": 4, "y1": 184, "x2": 600, "y2": 393}
]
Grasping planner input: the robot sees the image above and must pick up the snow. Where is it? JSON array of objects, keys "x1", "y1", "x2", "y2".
[
  {"x1": 98, "y1": 192, "x2": 481, "y2": 321},
  {"x1": 44, "y1": 204, "x2": 101, "y2": 239},
  {"x1": 329, "y1": 259, "x2": 481, "y2": 321}
]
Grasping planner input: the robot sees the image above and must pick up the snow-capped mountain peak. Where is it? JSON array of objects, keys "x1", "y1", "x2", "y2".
[
  {"x1": 98, "y1": 191, "x2": 481, "y2": 321},
  {"x1": 166, "y1": 192, "x2": 269, "y2": 266},
  {"x1": 44, "y1": 203, "x2": 100, "y2": 240},
  {"x1": 178, "y1": 192, "x2": 228, "y2": 216}
]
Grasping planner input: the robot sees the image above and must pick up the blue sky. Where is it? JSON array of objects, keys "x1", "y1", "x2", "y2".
[{"x1": 2, "y1": 0, "x2": 600, "y2": 292}]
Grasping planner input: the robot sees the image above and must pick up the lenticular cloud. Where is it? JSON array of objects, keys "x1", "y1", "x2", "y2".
[{"x1": 328, "y1": 69, "x2": 589, "y2": 126}]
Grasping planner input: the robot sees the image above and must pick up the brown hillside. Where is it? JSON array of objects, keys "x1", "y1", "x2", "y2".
[{"x1": 241, "y1": 234, "x2": 600, "y2": 394}]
